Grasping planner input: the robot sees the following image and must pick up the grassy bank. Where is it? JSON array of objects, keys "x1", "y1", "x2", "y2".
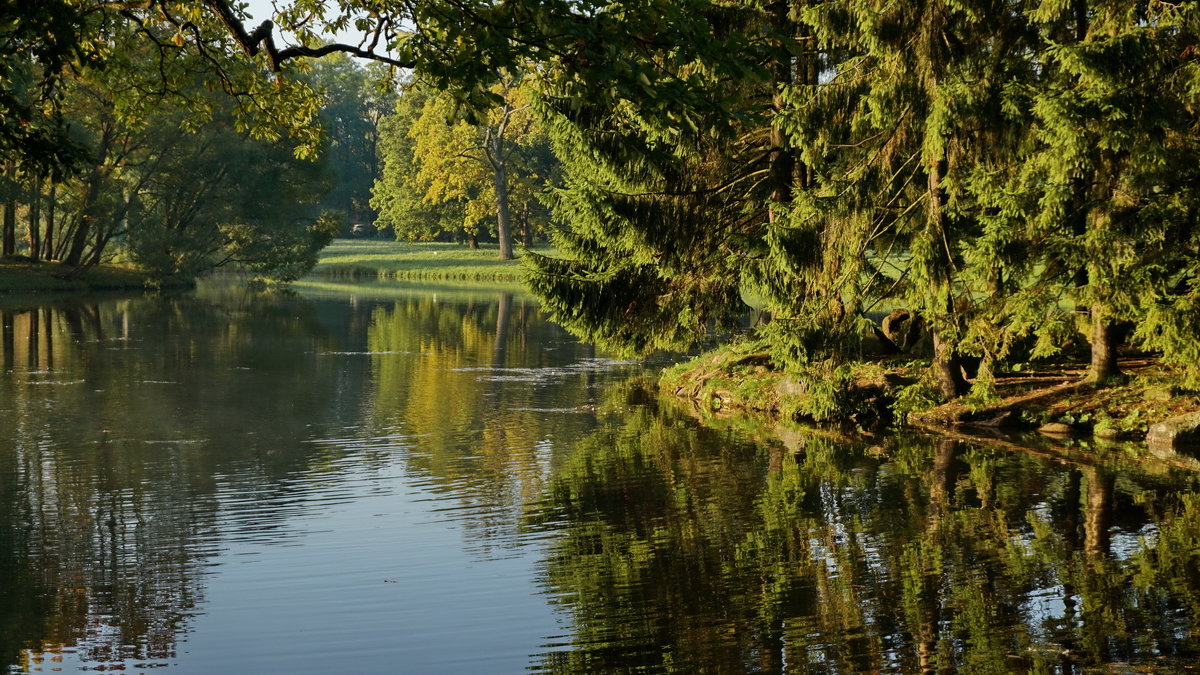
[
  {"x1": 0, "y1": 258, "x2": 188, "y2": 295},
  {"x1": 310, "y1": 239, "x2": 541, "y2": 282},
  {"x1": 661, "y1": 342, "x2": 1200, "y2": 447},
  {"x1": 293, "y1": 277, "x2": 529, "y2": 300}
]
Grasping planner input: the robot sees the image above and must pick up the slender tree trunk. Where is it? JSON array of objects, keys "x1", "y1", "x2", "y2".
[
  {"x1": 927, "y1": 160, "x2": 969, "y2": 399},
  {"x1": 1073, "y1": 0, "x2": 1089, "y2": 42},
  {"x1": 54, "y1": 217, "x2": 77, "y2": 262},
  {"x1": 520, "y1": 202, "x2": 532, "y2": 248},
  {"x1": 1085, "y1": 156, "x2": 1122, "y2": 384},
  {"x1": 66, "y1": 124, "x2": 112, "y2": 267},
  {"x1": 766, "y1": 0, "x2": 795, "y2": 223},
  {"x1": 88, "y1": 221, "x2": 111, "y2": 266},
  {"x1": 1, "y1": 311, "x2": 13, "y2": 368},
  {"x1": 28, "y1": 173, "x2": 41, "y2": 261},
  {"x1": 492, "y1": 159, "x2": 514, "y2": 261},
  {"x1": 2, "y1": 161, "x2": 16, "y2": 257},
  {"x1": 44, "y1": 182, "x2": 56, "y2": 260}
]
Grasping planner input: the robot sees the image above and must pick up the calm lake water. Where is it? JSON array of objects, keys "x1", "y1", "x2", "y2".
[{"x1": 2, "y1": 279, "x2": 1199, "y2": 673}]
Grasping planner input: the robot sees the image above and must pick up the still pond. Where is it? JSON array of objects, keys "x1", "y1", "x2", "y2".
[{"x1": 1, "y1": 279, "x2": 1199, "y2": 673}]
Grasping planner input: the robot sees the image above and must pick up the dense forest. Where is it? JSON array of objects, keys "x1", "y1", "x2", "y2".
[{"x1": 4, "y1": 0, "x2": 1200, "y2": 402}]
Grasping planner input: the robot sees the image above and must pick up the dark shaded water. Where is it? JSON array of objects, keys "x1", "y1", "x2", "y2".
[{"x1": 1, "y1": 280, "x2": 1199, "y2": 673}]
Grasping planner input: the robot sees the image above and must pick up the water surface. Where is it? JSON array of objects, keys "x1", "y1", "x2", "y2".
[{"x1": 1, "y1": 281, "x2": 1199, "y2": 673}]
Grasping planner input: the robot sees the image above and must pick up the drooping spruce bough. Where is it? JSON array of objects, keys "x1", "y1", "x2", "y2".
[{"x1": 522, "y1": 0, "x2": 1200, "y2": 398}]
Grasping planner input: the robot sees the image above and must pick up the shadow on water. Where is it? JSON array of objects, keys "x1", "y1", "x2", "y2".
[{"x1": 1, "y1": 283, "x2": 1199, "y2": 673}]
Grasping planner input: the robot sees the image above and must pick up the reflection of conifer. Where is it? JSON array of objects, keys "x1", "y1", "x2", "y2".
[{"x1": 533, "y1": 399, "x2": 1200, "y2": 672}]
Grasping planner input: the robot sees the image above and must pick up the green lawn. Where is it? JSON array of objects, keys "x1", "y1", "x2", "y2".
[
  {"x1": 310, "y1": 239, "x2": 546, "y2": 282},
  {"x1": 293, "y1": 277, "x2": 530, "y2": 301}
]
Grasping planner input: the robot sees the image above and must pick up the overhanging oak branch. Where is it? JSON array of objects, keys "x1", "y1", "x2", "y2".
[{"x1": 198, "y1": 0, "x2": 416, "y2": 71}]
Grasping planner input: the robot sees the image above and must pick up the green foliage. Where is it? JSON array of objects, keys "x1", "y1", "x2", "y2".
[
  {"x1": 305, "y1": 54, "x2": 396, "y2": 229},
  {"x1": 783, "y1": 362, "x2": 853, "y2": 423},
  {"x1": 371, "y1": 76, "x2": 557, "y2": 256},
  {"x1": 111, "y1": 86, "x2": 334, "y2": 279},
  {"x1": 891, "y1": 379, "x2": 944, "y2": 420},
  {"x1": 228, "y1": 210, "x2": 343, "y2": 282},
  {"x1": 517, "y1": 0, "x2": 1200, "y2": 391},
  {"x1": 7, "y1": 0, "x2": 1200, "y2": 384},
  {"x1": 0, "y1": 0, "x2": 90, "y2": 175}
]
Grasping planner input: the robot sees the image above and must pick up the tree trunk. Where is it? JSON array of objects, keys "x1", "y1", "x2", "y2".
[
  {"x1": 467, "y1": 233, "x2": 478, "y2": 249},
  {"x1": 492, "y1": 160, "x2": 514, "y2": 261},
  {"x1": 2, "y1": 161, "x2": 16, "y2": 257},
  {"x1": 66, "y1": 124, "x2": 112, "y2": 267},
  {"x1": 28, "y1": 173, "x2": 41, "y2": 261},
  {"x1": 1073, "y1": 0, "x2": 1089, "y2": 42},
  {"x1": 44, "y1": 182, "x2": 56, "y2": 260},
  {"x1": 520, "y1": 202, "x2": 533, "y2": 248},
  {"x1": 1087, "y1": 302, "x2": 1122, "y2": 385},
  {"x1": 1085, "y1": 152, "x2": 1121, "y2": 385},
  {"x1": 88, "y1": 219, "x2": 112, "y2": 266},
  {"x1": 926, "y1": 154, "x2": 968, "y2": 399},
  {"x1": 932, "y1": 329, "x2": 969, "y2": 399},
  {"x1": 766, "y1": 0, "x2": 795, "y2": 223}
]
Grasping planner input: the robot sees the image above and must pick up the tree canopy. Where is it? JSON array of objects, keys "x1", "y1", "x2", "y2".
[
  {"x1": 6, "y1": 0, "x2": 1200, "y2": 395},
  {"x1": 373, "y1": 76, "x2": 556, "y2": 255},
  {"x1": 523, "y1": 0, "x2": 1200, "y2": 394}
]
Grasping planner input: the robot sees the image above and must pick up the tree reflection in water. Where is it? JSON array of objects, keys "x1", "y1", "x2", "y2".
[
  {"x1": 0, "y1": 291, "x2": 347, "y2": 671},
  {"x1": 530, "y1": 388, "x2": 1200, "y2": 673},
  {"x1": 2, "y1": 291, "x2": 1200, "y2": 673}
]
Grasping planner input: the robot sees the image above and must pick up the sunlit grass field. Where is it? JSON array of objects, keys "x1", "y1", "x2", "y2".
[
  {"x1": 293, "y1": 277, "x2": 529, "y2": 299},
  {"x1": 310, "y1": 239, "x2": 547, "y2": 282}
]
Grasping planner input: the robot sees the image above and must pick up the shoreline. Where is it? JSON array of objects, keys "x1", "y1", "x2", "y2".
[
  {"x1": 9, "y1": 253, "x2": 1196, "y2": 458},
  {"x1": 660, "y1": 343, "x2": 1200, "y2": 452},
  {"x1": 309, "y1": 239, "x2": 537, "y2": 282},
  {"x1": 0, "y1": 258, "x2": 192, "y2": 298}
]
